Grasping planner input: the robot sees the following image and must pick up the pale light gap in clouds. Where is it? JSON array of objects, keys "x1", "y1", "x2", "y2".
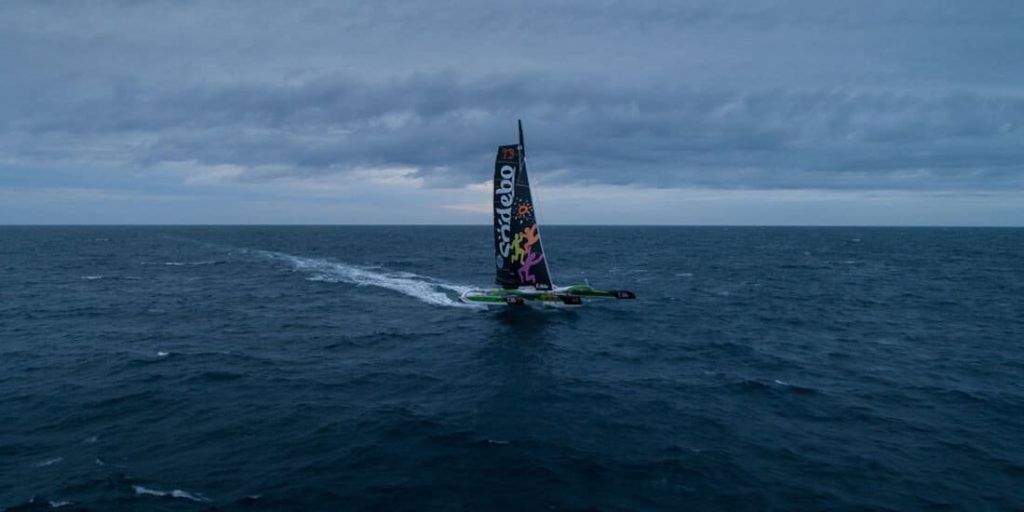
[{"x1": 1, "y1": 0, "x2": 1022, "y2": 224}]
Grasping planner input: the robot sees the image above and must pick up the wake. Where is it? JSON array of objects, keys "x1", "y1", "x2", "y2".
[{"x1": 256, "y1": 250, "x2": 478, "y2": 308}]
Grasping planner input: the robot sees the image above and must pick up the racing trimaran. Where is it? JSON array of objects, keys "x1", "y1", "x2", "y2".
[{"x1": 461, "y1": 121, "x2": 637, "y2": 305}]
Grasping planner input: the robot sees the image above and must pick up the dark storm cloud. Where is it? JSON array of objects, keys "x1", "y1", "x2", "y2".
[{"x1": 2, "y1": 0, "x2": 1023, "y2": 192}]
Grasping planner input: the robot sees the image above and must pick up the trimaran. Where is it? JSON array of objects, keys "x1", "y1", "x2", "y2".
[{"x1": 461, "y1": 121, "x2": 637, "y2": 306}]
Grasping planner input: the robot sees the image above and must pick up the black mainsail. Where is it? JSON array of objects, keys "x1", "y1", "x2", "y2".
[{"x1": 493, "y1": 120, "x2": 553, "y2": 290}]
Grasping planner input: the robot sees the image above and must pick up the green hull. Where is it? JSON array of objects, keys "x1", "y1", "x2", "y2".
[{"x1": 460, "y1": 284, "x2": 635, "y2": 305}]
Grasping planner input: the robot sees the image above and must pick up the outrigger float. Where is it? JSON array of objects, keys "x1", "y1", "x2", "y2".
[{"x1": 460, "y1": 121, "x2": 636, "y2": 306}]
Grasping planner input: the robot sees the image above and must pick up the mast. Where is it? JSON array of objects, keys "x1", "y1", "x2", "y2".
[{"x1": 518, "y1": 119, "x2": 525, "y2": 154}]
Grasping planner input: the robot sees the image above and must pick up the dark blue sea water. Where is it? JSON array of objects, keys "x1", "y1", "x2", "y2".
[{"x1": 2, "y1": 226, "x2": 1022, "y2": 511}]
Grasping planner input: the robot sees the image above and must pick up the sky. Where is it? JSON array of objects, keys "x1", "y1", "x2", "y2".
[{"x1": 1, "y1": 0, "x2": 1023, "y2": 225}]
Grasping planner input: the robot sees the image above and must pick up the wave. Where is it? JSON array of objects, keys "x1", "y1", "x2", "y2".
[
  {"x1": 257, "y1": 250, "x2": 477, "y2": 308},
  {"x1": 142, "y1": 260, "x2": 227, "y2": 267},
  {"x1": 132, "y1": 485, "x2": 210, "y2": 503},
  {"x1": 33, "y1": 457, "x2": 63, "y2": 467},
  {"x1": 7, "y1": 498, "x2": 75, "y2": 510}
]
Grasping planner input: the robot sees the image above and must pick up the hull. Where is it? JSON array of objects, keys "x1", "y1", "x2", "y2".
[{"x1": 460, "y1": 284, "x2": 635, "y2": 305}]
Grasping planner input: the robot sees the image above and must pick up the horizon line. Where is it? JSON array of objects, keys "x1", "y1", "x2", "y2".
[{"x1": 1, "y1": 223, "x2": 1022, "y2": 229}]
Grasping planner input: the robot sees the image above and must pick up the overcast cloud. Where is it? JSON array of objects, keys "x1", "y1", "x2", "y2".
[{"x1": 2, "y1": 0, "x2": 1023, "y2": 224}]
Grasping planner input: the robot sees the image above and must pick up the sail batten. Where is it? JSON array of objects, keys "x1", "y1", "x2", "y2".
[{"x1": 492, "y1": 121, "x2": 553, "y2": 290}]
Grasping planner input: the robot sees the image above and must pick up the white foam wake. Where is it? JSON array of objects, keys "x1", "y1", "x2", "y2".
[
  {"x1": 258, "y1": 250, "x2": 478, "y2": 308},
  {"x1": 133, "y1": 485, "x2": 210, "y2": 503}
]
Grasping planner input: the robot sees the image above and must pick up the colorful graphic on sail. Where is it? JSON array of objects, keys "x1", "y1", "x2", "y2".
[{"x1": 493, "y1": 122, "x2": 553, "y2": 290}]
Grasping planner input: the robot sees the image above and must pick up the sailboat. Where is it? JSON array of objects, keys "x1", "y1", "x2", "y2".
[{"x1": 460, "y1": 121, "x2": 637, "y2": 305}]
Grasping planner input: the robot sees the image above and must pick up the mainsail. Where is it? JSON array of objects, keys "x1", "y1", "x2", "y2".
[{"x1": 493, "y1": 120, "x2": 553, "y2": 290}]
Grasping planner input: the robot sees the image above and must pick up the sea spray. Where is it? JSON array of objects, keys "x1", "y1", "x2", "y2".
[
  {"x1": 132, "y1": 485, "x2": 210, "y2": 503},
  {"x1": 256, "y1": 250, "x2": 478, "y2": 308}
]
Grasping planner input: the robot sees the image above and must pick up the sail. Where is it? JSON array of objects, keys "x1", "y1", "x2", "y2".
[{"x1": 493, "y1": 121, "x2": 553, "y2": 290}]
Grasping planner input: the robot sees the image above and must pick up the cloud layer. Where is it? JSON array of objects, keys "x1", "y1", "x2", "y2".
[{"x1": 1, "y1": 0, "x2": 1023, "y2": 223}]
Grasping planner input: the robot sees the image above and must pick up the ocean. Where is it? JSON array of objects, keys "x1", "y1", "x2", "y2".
[{"x1": 1, "y1": 226, "x2": 1022, "y2": 511}]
